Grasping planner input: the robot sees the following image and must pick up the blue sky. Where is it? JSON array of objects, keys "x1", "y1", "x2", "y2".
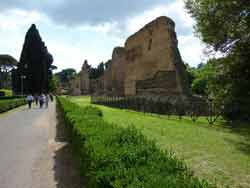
[{"x1": 0, "y1": 0, "x2": 206, "y2": 72}]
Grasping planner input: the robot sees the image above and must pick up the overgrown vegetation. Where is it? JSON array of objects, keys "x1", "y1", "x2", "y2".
[
  {"x1": 185, "y1": 0, "x2": 250, "y2": 121},
  {"x1": 0, "y1": 98, "x2": 26, "y2": 113},
  {"x1": 186, "y1": 63, "x2": 216, "y2": 96},
  {"x1": 57, "y1": 97, "x2": 216, "y2": 188}
]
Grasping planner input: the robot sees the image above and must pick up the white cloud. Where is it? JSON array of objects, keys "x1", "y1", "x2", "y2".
[
  {"x1": 78, "y1": 22, "x2": 118, "y2": 34},
  {"x1": 0, "y1": 9, "x2": 43, "y2": 30},
  {"x1": 0, "y1": 9, "x2": 117, "y2": 71},
  {"x1": 125, "y1": 0, "x2": 194, "y2": 36},
  {"x1": 123, "y1": 0, "x2": 204, "y2": 67},
  {"x1": 47, "y1": 41, "x2": 112, "y2": 72},
  {"x1": 0, "y1": 0, "x2": 174, "y2": 26},
  {"x1": 0, "y1": 9, "x2": 47, "y2": 62},
  {"x1": 0, "y1": 0, "x2": 205, "y2": 72},
  {"x1": 178, "y1": 35, "x2": 206, "y2": 66}
]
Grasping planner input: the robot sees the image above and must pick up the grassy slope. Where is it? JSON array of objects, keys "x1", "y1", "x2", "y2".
[{"x1": 70, "y1": 96, "x2": 250, "y2": 188}]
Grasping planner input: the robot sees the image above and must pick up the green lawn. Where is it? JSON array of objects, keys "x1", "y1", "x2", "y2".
[{"x1": 69, "y1": 96, "x2": 250, "y2": 188}]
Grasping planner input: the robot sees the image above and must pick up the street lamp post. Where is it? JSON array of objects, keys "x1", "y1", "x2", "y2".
[{"x1": 20, "y1": 75, "x2": 26, "y2": 96}]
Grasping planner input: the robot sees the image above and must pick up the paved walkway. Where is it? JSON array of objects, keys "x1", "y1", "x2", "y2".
[{"x1": 0, "y1": 102, "x2": 84, "y2": 188}]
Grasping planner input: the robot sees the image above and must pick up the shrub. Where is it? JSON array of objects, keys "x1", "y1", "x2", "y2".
[
  {"x1": 0, "y1": 89, "x2": 12, "y2": 97},
  {"x1": 57, "y1": 97, "x2": 216, "y2": 188},
  {"x1": 0, "y1": 98, "x2": 26, "y2": 113},
  {"x1": 0, "y1": 96, "x2": 23, "y2": 100}
]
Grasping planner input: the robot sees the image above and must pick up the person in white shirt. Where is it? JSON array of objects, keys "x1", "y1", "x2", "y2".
[
  {"x1": 26, "y1": 94, "x2": 33, "y2": 109},
  {"x1": 45, "y1": 94, "x2": 49, "y2": 108}
]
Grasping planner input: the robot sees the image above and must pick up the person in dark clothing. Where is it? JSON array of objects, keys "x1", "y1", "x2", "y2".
[
  {"x1": 38, "y1": 94, "x2": 45, "y2": 108},
  {"x1": 34, "y1": 94, "x2": 39, "y2": 106},
  {"x1": 26, "y1": 94, "x2": 33, "y2": 109},
  {"x1": 49, "y1": 94, "x2": 54, "y2": 102}
]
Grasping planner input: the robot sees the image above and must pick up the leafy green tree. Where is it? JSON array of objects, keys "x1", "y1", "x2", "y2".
[
  {"x1": 186, "y1": 62, "x2": 217, "y2": 96},
  {"x1": 0, "y1": 55, "x2": 17, "y2": 89},
  {"x1": 185, "y1": 0, "x2": 250, "y2": 52},
  {"x1": 185, "y1": 0, "x2": 250, "y2": 121},
  {"x1": 56, "y1": 68, "x2": 77, "y2": 84},
  {"x1": 54, "y1": 68, "x2": 77, "y2": 94},
  {"x1": 89, "y1": 62, "x2": 105, "y2": 79},
  {"x1": 48, "y1": 76, "x2": 59, "y2": 93},
  {"x1": 192, "y1": 62, "x2": 217, "y2": 96},
  {"x1": 185, "y1": 63, "x2": 196, "y2": 87}
]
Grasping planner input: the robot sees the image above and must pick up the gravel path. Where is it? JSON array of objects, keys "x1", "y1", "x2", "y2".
[{"x1": 0, "y1": 102, "x2": 84, "y2": 188}]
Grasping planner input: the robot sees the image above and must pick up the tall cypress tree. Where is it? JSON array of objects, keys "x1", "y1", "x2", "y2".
[{"x1": 13, "y1": 24, "x2": 53, "y2": 94}]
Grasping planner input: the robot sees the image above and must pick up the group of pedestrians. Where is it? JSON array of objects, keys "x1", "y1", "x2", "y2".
[{"x1": 26, "y1": 93, "x2": 53, "y2": 109}]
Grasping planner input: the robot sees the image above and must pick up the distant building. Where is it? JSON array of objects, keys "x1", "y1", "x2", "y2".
[
  {"x1": 80, "y1": 60, "x2": 90, "y2": 94},
  {"x1": 69, "y1": 76, "x2": 81, "y2": 96}
]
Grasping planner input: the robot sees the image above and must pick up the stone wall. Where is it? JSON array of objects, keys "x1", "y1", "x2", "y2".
[
  {"x1": 111, "y1": 47, "x2": 126, "y2": 96},
  {"x1": 80, "y1": 61, "x2": 90, "y2": 94},
  {"x1": 104, "y1": 60, "x2": 112, "y2": 95},
  {"x1": 69, "y1": 76, "x2": 81, "y2": 96},
  {"x1": 74, "y1": 16, "x2": 191, "y2": 98},
  {"x1": 136, "y1": 71, "x2": 179, "y2": 96},
  {"x1": 123, "y1": 16, "x2": 190, "y2": 96},
  {"x1": 90, "y1": 75, "x2": 104, "y2": 95}
]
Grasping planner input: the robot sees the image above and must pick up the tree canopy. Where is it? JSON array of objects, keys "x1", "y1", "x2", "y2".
[
  {"x1": 186, "y1": 62, "x2": 217, "y2": 96},
  {"x1": 55, "y1": 68, "x2": 77, "y2": 84},
  {"x1": 185, "y1": 0, "x2": 250, "y2": 52},
  {"x1": 0, "y1": 55, "x2": 17, "y2": 68},
  {"x1": 12, "y1": 24, "x2": 54, "y2": 94},
  {"x1": 185, "y1": 0, "x2": 250, "y2": 121},
  {"x1": 0, "y1": 55, "x2": 18, "y2": 89},
  {"x1": 89, "y1": 62, "x2": 105, "y2": 79}
]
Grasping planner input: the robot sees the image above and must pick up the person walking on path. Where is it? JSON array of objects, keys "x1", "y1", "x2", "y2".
[
  {"x1": 34, "y1": 94, "x2": 39, "y2": 106},
  {"x1": 45, "y1": 94, "x2": 49, "y2": 108},
  {"x1": 49, "y1": 94, "x2": 54, "y2": 102},
  {"x1": 39, "y1": 94, "x2": 45, "y2": 108},
  {"x1": 26, "y1": 94, "x2": 33, "y2": 109}
]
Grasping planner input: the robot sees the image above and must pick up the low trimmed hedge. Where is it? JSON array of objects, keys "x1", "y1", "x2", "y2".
[
  {"x1": 0, "y1": 96, "x2": 23, "y2": 100},
  {"x1": 57, "y1": 97, "x2": 216, "y2": 188},
  {"x1": 0, "y1": 98, "x2": 26, "y2": 113}
]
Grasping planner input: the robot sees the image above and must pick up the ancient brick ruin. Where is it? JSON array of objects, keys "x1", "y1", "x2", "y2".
[{"x1": 74, "y1": 16, "x2": 191, "y2": 97}]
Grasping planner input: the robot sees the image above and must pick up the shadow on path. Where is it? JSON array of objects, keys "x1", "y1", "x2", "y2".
[{"x1": 53, "y1": 111, "x2": 86, "y2": 188}]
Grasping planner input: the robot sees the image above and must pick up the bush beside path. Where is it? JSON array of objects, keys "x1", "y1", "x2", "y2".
[{"x1": 0, "y1": 98, "x2": 26, "y2": 113}]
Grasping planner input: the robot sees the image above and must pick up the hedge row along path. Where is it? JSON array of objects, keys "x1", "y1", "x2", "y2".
[{"x1": 0, "y1": 102, "x2": 84, "y2": 188}]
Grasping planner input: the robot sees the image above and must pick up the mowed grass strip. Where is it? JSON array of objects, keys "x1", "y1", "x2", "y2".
[{"x1": 69, "y1": 96, "x2": 250, "y2": 188}]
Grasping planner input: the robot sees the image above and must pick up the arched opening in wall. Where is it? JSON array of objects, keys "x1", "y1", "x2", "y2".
[{"x1": 148, "y1": 38, "x2": 152, "y2": 51}]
